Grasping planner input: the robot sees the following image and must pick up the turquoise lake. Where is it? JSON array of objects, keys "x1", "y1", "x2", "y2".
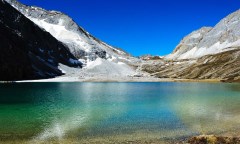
[{"x1": 0, "y1": 82, "x2": 240, "y2": 143}]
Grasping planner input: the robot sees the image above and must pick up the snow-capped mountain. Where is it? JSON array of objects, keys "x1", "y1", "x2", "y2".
[
  {"x1": 6, "y1": 0, "x2": 137, "y2": 63},
  {"x1": 167, "y1": 10, "x2": 240, "y2": 60},
  {"x1": 0, "y1": 0, "x2": 81, "y2": 81},
  {"x1": 5, "y1": 0, "x2": 140, "y2": 79}
]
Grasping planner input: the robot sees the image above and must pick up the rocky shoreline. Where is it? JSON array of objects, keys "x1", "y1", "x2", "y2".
[
  {"x1": 14, "y1": 76, "x2": 223, "y2": 83},
  {"x1": 0, "y1": 76, "x2": 238, "y2": 83},
  {"x1": 188, "y1": 135, "x2": 240, "y2": 144}
]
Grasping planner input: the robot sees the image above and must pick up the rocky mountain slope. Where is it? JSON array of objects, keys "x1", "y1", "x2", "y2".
[
  {"x1": 141, "y1": 10, "x2": 240, "y2": 82},
  {"x1": 166, "y1": 10, "x2": 240, "y2": 60},
  {"x1": 0, "y1": 0, "x2": 81, "y2": 81},
  {"x1": 142, "y1": 49, "x2": 240, "y2": 81},
  {"x1": 6, "y1": 0, "x2": 139, "y2": 78}
]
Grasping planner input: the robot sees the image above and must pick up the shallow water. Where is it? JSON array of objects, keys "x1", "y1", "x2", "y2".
[{"x1": 0, "y1": 82, "x2": 240, "y2": 143}]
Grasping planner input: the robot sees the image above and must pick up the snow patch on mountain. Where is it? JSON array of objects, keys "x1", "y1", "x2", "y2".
[
  {"x1": 19, "y1": 59, "x2": 136, "y2": 82},
  {"x1": 30, "y1": 18, "x2": 92, "y2": 53},
  {"x1": 84, "y1": 58, "x2": 135, "y2": 77},
  {"x1": 172, "y1": 40, "x2": 240, "y2": 59}
]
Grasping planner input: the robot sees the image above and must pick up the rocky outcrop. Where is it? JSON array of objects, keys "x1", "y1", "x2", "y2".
[{"x1": 0, "y1": 0, "x2": 82, "y2": 81}]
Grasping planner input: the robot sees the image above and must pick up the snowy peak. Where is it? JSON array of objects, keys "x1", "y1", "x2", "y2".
[{"x1": 167, "y1": 9, "x2": 240, "y2": 60}]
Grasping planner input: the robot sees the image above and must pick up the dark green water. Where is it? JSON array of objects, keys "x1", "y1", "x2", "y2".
[{"x1": 0, "y1": 82, "x2": 240, "y2": 143}]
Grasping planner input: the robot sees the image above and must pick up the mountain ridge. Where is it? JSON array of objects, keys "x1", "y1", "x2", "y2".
[{"x1": 6, "y1": 0, "x2": 134, "y2": 61}]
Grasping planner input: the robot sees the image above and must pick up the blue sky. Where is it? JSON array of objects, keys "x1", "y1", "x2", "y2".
[{"x1": 19, "y1": 0, "x2": 240, "y2": 56}]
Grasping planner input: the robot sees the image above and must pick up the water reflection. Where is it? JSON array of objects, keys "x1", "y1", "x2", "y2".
[
  {"x1": 170, "y1": 83, "x2": 240, "y2": 135},
  {"x1": 28, "y1": 83, "x2": 129, "y2": 142}
]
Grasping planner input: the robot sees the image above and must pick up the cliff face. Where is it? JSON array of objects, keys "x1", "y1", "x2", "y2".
[{"x1": 0, "y1": 0, "x2": 81, "y2": 81}]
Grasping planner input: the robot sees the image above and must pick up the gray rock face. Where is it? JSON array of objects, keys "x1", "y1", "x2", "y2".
[
  {"x1": 199, "y1": 10, "x2": 240, "y2": 48},
  {"x1": 167, "y1": 9, "x2": 240, "y2": 60},
  {"x1": 6, "y1": 0, "x2": 133, "y2": 62},
  {"x1": 171, "y1": 27, "x2": 212, "y2": 58}
]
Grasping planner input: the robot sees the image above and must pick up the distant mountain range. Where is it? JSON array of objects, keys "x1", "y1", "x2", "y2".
[{"x1": 0, "y1": 0, "x2": 239, "y2": 82}]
